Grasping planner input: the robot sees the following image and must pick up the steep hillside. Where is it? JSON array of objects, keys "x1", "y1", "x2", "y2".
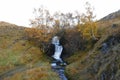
[
  {"x1": 66, "y1": 17, "x2": 120, "y2": 80},
  {"x1": 95, "y1": 9, "x2": 120, "y2": 39},
  {"x1": 0, "y1": 22, "x2": 60, "y2": 80}
]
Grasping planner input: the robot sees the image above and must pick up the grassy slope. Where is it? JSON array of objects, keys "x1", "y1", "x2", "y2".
[
  {"x1": 66, "y1": 19, "x2": 120, "y2": 80},
  {"x1": 0, "y1": 22, "x2": 60, "y2": 80}
]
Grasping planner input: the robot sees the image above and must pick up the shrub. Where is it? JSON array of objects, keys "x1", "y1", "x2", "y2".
[{"x1": 25, "y1": 27, "x2": 53, "y2": 52}]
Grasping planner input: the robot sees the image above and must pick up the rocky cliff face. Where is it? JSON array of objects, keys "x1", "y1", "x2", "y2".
[{"x1": 85, "y1": 27, "x2": 120, "y2": 80}]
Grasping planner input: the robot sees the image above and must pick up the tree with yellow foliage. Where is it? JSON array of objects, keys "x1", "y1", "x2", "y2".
[
  {"x1": 25, "y1": 7, "x2": 54, "y2": 52},
  {"x1": 79, "y1": 2, "x2": 98, "y2": 40}
]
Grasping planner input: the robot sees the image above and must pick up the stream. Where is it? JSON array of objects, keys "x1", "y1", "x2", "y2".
[
  {"x1": 51, "y1": 60, "x2": 67, "y2": 80},
  {"x1": 51, "y1": 36, "x2": 68, "y2": 80}
]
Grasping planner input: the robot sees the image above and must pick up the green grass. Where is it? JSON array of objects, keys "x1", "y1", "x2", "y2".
[
  {"x1": 0, "y1": 49, "x2": 19, "y2": 66},
  {"x1": 0, "y1": 22, "x2": 60, "y2": 80}
]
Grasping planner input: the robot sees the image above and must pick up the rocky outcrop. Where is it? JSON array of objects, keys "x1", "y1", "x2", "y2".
[{"x1": 84, "y1": 25, "x2": 120, "y2": 80}]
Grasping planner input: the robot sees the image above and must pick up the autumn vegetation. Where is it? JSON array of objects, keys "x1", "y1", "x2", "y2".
[
  {"x1": 0, "y1": 2, "x2": 120, "y2": 80},
  {"x1": 25, "y1": 2, "x2": 99, "y2": 55},
  {"x1": 24, "y1": 2, "x2": 120, "y2": 79}
]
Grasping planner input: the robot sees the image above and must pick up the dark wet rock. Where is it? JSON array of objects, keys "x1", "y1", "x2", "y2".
[
  {"x1": 100, "y1": 35, "x2": 120, "y2": 54},
  {"x1": 100, "y1": 72, "x2": 106, "y2": 80},
  {"x1": 46, "y1": 44, "x2": 55, "y2": 56},
  {"x1": 112, "y1": 24, "x2": 118, "y2": 28},
  {"x1": 101, "y1": 43, "x2": 109, "y2": 54}
]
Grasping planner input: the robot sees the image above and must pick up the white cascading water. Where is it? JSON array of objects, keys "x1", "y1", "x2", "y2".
[
  {"x1": 52, "y1": 36, "x2": 63, "y2": 62},
  {"x1": 51, "y1": 36, "x2": 68, "y2": 80}
]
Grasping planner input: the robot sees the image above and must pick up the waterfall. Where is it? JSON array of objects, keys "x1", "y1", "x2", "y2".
[
  {"x1": 51, "y1": 36, "x2": 67, "y2": 80},
  {"x1": 52, "y1": 36, "x2": 63, "y2": 62}
]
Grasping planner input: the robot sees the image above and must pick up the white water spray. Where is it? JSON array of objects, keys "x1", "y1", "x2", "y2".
[{"x1": 52, "y1": 36, "x2": 63, "y2": 62}]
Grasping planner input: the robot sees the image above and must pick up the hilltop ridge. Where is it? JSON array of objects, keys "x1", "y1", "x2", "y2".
[{"x1": 101, "y1": 9, "x2": 120, "y2": 21}]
